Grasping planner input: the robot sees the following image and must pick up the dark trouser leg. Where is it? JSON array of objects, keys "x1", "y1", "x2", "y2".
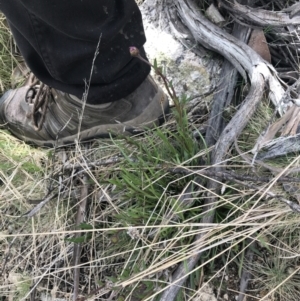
[{"x1": 0, "y1": 0, "x2": 150, "y2": 104}]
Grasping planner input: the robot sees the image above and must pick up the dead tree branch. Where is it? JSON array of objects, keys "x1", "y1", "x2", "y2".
[
  {"x1": 159, "y1": 0, "x2": 294, "y2": 299},
  {"x1": 219, "y1": 0, "x2": 300, "y2": 26}
]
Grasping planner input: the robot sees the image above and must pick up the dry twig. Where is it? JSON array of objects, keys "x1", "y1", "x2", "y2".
[{"x1": 73, "y1": 174, "x2": 89, "y2": 301}]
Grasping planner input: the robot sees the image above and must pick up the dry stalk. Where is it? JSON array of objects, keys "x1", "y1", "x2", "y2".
[
  {"x1": 73, "y1": 174, "x2": 89, "y2": 301},
  {"x1": 72, "y1": 34, "x2": 101, "y2": 299},
  {"x1": 77, "y1": 33, "x2": 102, "y2": 138}
]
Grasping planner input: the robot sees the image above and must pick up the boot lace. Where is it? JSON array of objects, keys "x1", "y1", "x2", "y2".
[{"x1": 25, "y1": 74, "x2": 51, "y2": 131}]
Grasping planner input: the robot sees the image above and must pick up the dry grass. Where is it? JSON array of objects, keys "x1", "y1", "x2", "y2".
[
  {"x1": 1, "y1": 108, "x2": 300, "y2": 301},
  {"x1": 1, "y1": 10, "x2": 300, "y2": 301}
]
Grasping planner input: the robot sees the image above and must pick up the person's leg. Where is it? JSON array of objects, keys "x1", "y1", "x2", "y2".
[
  {"x1": 0, "y1": 0, "x2": 169, "y2": 147},
  {"x1": 0, "y1": 0, "x2": 150, "y2": 104}
]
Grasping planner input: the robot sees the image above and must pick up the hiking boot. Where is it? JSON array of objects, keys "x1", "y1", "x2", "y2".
[{"x1": 0, "y1": 75, "x2": 169, "y2": 147}]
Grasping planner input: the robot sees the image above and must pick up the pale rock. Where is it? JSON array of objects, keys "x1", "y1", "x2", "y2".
[{"x1": 140, "y1": 0, "x2": 215, "y2": 100}]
